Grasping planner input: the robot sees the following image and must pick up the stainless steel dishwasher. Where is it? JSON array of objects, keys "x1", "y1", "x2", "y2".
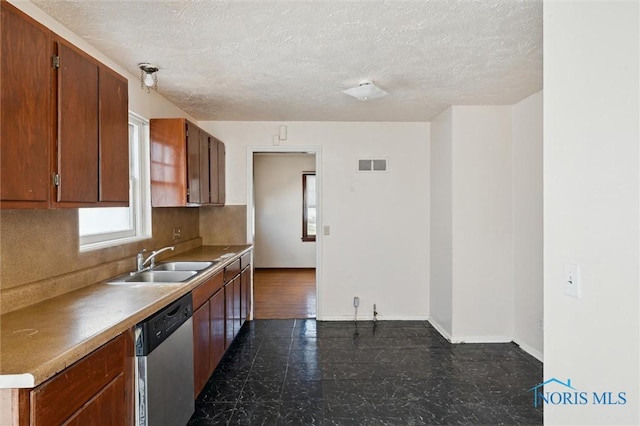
[{"x1": 134, "y1": 292, "x2": 194, "y2": 426}]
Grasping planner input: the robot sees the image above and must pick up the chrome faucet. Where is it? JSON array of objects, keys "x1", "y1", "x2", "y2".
[{"x1": 134, "y1": 246, "x2": 175, "y2": 273}]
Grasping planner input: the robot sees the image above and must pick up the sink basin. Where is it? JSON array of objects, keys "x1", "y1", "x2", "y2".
[
  {"x1": 108, "y1": 270, "x2": 196, "y2": 284},
  {"x1": 126, "y1": 270, "x2": 196, "y2": 283},
  {"x1": 153, "y1": 261, "x2": 214, "y2": 272}
]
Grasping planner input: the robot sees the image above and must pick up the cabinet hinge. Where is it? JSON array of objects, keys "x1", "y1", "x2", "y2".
[
  {"x1": 186, "y1": 188, "x2": 190, "y2": 196},
  {"x1": 52, "y1": 55, "x2": 60, "y2": 69},
  {"x1": 53, "y1": 173, "x2": 60, "y2": 186}
]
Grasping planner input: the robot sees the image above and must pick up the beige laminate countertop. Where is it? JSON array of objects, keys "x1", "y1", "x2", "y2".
[{"x1": 0, "y1": 245, "x2": 251, "y2": 389}]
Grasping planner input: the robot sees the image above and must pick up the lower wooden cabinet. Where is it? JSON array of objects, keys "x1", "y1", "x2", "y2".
[
  {"x1": 193, "y1": 286, "x2": 226, "y2": 397},
  {"x1": 192, "y1": 271, "x2": 227, "y2": 397},
  {"x1": 22, "y1": 332, "x2": 133, "y2": 426},
  {"x1": 192, "y1": 253, "x2": 253, "y2": 398},
  {"x1": 63, "y1": 375, "x2": 126, "y2": 425},
  {"x1": 240, "y1": 266, "x2": 252, "y2": 326},
  {"x1": 224, "y1": 275, "x2": 242, "y2": 350},
  {"x1": 209, "y1": 289, "x2": 225, "y2": 369},
  {"x1": 193, "y1": 300, "x2": 212, "y2": 397}
]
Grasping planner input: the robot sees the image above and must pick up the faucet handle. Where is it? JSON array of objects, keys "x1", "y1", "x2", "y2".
[{"x1": 136, "y1": 249, "x2": 147, "y2": 271}]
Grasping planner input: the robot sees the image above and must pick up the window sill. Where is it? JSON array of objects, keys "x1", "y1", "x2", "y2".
[{"x1": 79, "y1": 234, "x2": 151, "y2": 253}]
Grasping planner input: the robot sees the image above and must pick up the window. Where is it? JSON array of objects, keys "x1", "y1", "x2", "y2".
[
  {"x1": 302, "y1": 172, "x2": 316, "y2": 242},
  {"x1": 78, "y1": 113, "x2": 151, "y2": 250}
]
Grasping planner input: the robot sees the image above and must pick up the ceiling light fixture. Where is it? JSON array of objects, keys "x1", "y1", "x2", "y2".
[
  {"x1": 343, "y1": 80, "x2": 388, "y2": 101},
  {"x1": 138, "y1": 63, "x2": 159, "y2": 93}
]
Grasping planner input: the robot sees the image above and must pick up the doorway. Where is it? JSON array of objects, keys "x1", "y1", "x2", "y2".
[{"x1": 247, "y1": 148, "x2": 321, "y2": 319}]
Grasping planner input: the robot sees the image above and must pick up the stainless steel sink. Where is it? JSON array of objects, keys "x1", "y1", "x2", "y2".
[
  {"x1": 126, "y1": 270, "x2": 197, "y2": 282},
  {"x1": 108, "y1": 270, "x2": 196, "y2": 284},
  {"x1": 153, "y1": 261, "x2": 214, "y2": 272}
]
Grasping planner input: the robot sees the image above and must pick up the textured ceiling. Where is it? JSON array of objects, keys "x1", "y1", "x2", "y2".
[{"x1": 32, "y1": 0, "x2": 543, "y2": 122}]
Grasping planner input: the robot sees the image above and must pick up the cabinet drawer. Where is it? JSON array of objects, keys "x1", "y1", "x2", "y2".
[
  {"x1": 223, "y1": 259, "x2": 241, "y2": 283},
  {"x1": 30, "y1": 333, "x2": 126, "y2": 426},
  {"x1": 192, "y1": 271, "x2": 224, "y2": 310},
  {"x1": 240, "y1": 252, "x2": 252, "y2": 270}
]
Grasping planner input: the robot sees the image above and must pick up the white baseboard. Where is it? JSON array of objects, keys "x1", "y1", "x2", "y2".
[
  {"x1": 513, "y1": 339, "x2": 544, "y2": 362},
  {"x1": 317, "y1": 315, "x2": 429, "y2": 322},
  {"x1": 314, "y1": 316, "x2": 544, "y2": 363},
  {"x1": 428, "y1": 318, "x2": 453, "y2": 342}
]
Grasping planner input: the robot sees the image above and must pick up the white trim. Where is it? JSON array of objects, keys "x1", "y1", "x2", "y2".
[
  {"x1": 428, "y1": 318, "x2": 454, "y2": 342},
  {"x1": 449, "y1": 335, "x2": 513, "y2": 344},
  {"x1": 321, "y1": 315, "x2": 430, "y2": 321},
  {"x1": 247, "y1": 145, "x2": 323, "y2": 319},
  {"x1": 78, "y1": 113, "x2": 152, "y2": 251},
  {"x1": 513, "y1": 338, "x2": 544, "y2": 362}
]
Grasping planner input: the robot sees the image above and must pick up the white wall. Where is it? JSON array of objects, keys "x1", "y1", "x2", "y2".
[
  {"x1": 429, "y1": 107, "x2": 453, "y2": 337},
  {"x1": 451, "y1": 106, "x2": 513, "y2": 341},
  {"x1": 9, "y1": 0, "x2": 196, "y2": 123},
  {"x1": 199, "y1": 121, "x2": 430, "y2": 320},
  {"x1": 430, "y1": 102, "x2": 542, "y2": 352},
  {"x1": 512, "y1": 91, "x2": 543, "y2": 360},
  {"x1": 544, "y1": 1, "x2": 639, "y2": 425},
  {"x1": 254, "y1": 153, "x2": 316, "y2": 268}
]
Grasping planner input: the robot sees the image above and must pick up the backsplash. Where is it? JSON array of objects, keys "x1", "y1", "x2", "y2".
[
  {"x1": 0, "y1": 205, "x2": 247, "y2": 314},
  {"x1": 0, "y1": 207, "x2": 200, "y2": 313},
  {"x1": 200, "y1": 205, "x2": 247, "y2": 245}
]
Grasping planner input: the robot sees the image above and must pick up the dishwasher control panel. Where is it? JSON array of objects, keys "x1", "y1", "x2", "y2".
[{"x1": 135, "y1": 292, "x2": 193, "y2": 356}]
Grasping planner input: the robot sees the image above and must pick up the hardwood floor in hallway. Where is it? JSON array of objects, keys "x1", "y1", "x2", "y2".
[{"x1": 253, "y1": 268, "x2": 316, "y2": 319}]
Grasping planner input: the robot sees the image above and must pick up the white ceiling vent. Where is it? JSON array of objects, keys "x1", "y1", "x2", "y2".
[{"x1": 358, "y1": 158, "x2": 388, "y2": 172}]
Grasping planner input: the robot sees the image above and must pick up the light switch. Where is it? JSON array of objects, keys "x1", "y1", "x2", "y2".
[
  {"x1": 323, "y1": 225, "x2": 330, "y2": 236},
  {"x1": 563, "y1": 263, "x2": 582, "y2": 299}
]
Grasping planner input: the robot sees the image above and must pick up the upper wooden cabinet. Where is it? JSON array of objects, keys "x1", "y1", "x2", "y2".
[
  {"x1": 98, "y1": 64, "x2": 129, "y2": 204},
  {"x1": 0, "y1": 2, "x2": 51, "y2": 208},
  {"x1": 150, "y1": 118, "x2": 225, "y2": 207},
  {"x1": 53, "y1": 36, "x2": 129, "y2": 207},
  {"x1": 0, "y1": 2, "x2": 129, "y2": 209}
]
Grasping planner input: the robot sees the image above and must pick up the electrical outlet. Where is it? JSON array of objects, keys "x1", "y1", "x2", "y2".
[
  {"x1": 353, "y1": 296, "x2": 360, "y2": 308},
  {"x1": 172, "y1": 227, "x2": 181, "y2": 241}
]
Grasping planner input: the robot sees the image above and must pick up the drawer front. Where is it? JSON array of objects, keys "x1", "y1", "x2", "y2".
[
  {"x1": 240, "y1": 252, "x2": 252, "y2": 270},
  {"x1": 31, "y1": 333, "x2": 126, "y2": 426},
  {"x1": 192, "y1": 271, "x2": 224, "y2": 310},
  {"x1": 223, "y1": 259, "x2": 241, "y2": 283}
]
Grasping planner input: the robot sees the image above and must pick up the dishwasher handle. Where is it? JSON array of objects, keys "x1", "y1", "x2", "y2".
[{"x1": 135, "y1": 292, "x2": 193, "y2": 356}]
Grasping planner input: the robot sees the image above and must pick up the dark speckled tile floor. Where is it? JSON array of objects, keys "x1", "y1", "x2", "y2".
[{"x1": 188, "y1": 320, "x2": 543, "y2": 425}]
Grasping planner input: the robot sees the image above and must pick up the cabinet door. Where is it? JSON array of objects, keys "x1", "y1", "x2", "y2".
[
  {"x1": 55, "y1": 38, "x2": 99, "y2": 204},
  {"x1": 209, "y1": 289, "x2": 225, "y2": 371},
  {"x1": 217, "y1": 140, "x2": 226, "y2": 205},
  {"x1": 98, "y1": 65, "x2": 129, "y2": 204},
  {"x1": 199, "y1": 130, "x2": 210, "y2": 204},
  {"x1": 62, "y1": 375, "x2": 125, "y2": 426},
  {"x1": 186, "y1": 121, "x2": 201, "y2": 205},
  {"x1": 225, "y1": 281, "x2": 234, "y2": 349},
  {"x1": 240, "y1": 266, "x2": 251, "y2": 326},
  {"x1": 193, "y1": 301, "x2": 211, "y2": 398},
  {"x1": 30, "y1": 334, "x2": 128, "y2": 426},
  {"x1": 0, "y1": 3, "x2": 51, "y2": 208},
  {"x1": 233, "y1": 276, "x2": 241, "y2": 337},
  {"x1": 208, "y1": 137, "x2": 220, "y2": 204},
  {"x1": 150, "y1": 118, "x2": 188, "y2": 207}
]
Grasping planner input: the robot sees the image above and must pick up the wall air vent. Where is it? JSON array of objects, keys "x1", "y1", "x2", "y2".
[{"x1": 358, "y1": 158, "x2": 388, "y2": 172}]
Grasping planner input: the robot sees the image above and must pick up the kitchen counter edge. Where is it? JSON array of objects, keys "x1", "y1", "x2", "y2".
[{"x1": 0, "y1": 245, "x2": 252, "y2": 389}]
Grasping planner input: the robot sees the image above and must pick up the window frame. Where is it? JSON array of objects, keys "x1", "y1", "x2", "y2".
[
  {"x1": 78, "y1": 112, "x2": 151, "y2": 251},
  {"x1": 302, "y1": 172, "x2": 316, "y2": 242}
]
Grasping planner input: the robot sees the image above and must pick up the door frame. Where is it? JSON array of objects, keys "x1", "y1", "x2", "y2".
[{"x1": 246, "y1": 145, "x2": 323, "y2": 319}]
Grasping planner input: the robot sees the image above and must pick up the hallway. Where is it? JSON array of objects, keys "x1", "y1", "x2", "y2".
[{"x1": 253, "y1": 268, "x2": 316, "y2": 319}]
